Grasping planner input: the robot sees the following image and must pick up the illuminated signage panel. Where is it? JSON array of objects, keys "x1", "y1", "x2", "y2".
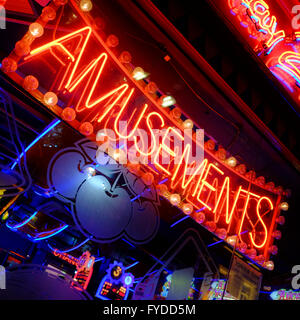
[{"x1": 1, "y1": 0, "x2": 287, "y2": 267}]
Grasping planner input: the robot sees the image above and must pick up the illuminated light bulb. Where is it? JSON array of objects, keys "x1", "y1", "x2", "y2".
[
  {"x1": 53, "y1": 0, "x2": 68, "y2": 5},
  {"x1": 124, "y1": 275, "x2": 133, "y2": 286},
  {"x1": 182, "y1": 203, "x2": 193, "y2": 215},
  {"x1": 169, "y1": 193, "x2": 181, "y2": 206},
  {"x1": 61, "y1": 107, "x2": 76, "y2": 121},
  {"x1": 226, "y1": 235, "x2": 238, "y2": 247},
  {"x1": 215, "y1": 228, "x2": 227, "y2": 240},
  {"x1": 1, "y1": 57, "x2": 17, "y2": 73},
  {"x1": 246, "y1": 248, "x2": 257, "y2": 259},
  {"x1": 255, "y1": 176, "x2": 265, "y2": 186},
  {"x1": 156, "y1": 184, "x2": 168, "y2": 196},
  {"x1": 272, "y1": 230, "x2": 282, "y2": 240},
  {"x1": 226, "y1": 156, "x2": 237, "y2": 168},
  {"x1": 85, "y1": 166, "x2": 96, "y2": 177},
  {"x1": 204, "y1": 221, "x2": 216, "y2": 232},
  {"x1": 15, "y1": 40, "x2": 30, "y2": 57},
  {"x1": 245, "y1": 170, "x2": 256, "y2": 181},
  {"x1": 265, "y1": 261, "x2": 274, "y2": 271},
  {"x1": 279, "y1": 202, "x2": 289, "y2": 211},
  {"x1": 132, "y1": 67, "x2": 149, "y2": 80},
  {"x1": 79, "y1": 122, "x2": 94, "y2": 136},
  {"x1": 237, "y1": 241, "x2": 247, "y2": 253},
  {"x1": 195, "y1": 212, "x2": 205, "y2": 224},
  {"x1": 265, "y1": 181, "x2": 275, "y2": 191},
  {"x1": 142, "y1": 172, "x2": 154, "y2": 186},
  {"x1": 145, "y1": 82, "x2": 158, "y2": 95},
  {"x1": 41, "y1": 6, "x2": 56, "y2": 21},
  {"x1": 204, "y1": 139, "x2": 215, "y2": 151},
  {"x1": 183, "y1": 119, "x2": 194, "y2": 130},
  {"x1": 119, "y1": 51, "x2": 132, "y2": 64},
  {"x1": 23, "y1": 75, "x2": 39, "y2": 91},
  {"x1": 268, "y1": 245, "x2": 278, "y2": 255},
  {"x1": 235, "y1": 164, "x2": 247, "y2": 175},
  {"x1": 171, "y1": 107, "x2": 182, "y2": 120},
  {"x1": 159, "y1": 95, "x2": 176, "y2": 108},
  {"x1": 106, "y1": 34, "x2": 119, "y2": 48},
  {"x1": 29, "y1": 23, "x2": 44, "y2": 38},
  {"x1": 215, "y1": 147, "x2": 227, "y2": 161},
  {"x1": 276, "y1": 216, "x2": 285, "y2": 226},
  {"x1": 44, "y1": 92, "x2": 58, "y2": 106},
  {"x1": 80, "y1": 0, "x2": 93, "y2": 12}
]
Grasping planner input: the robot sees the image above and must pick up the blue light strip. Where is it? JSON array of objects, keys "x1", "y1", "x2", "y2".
[
  {"x1": 130, "y1": 188, "x2": 151, "y2": 202},
  {"x1": 32, "y1": 224, "x2": 68, "y2": 241},
  {"x1": 270, "y1": 67, "x2": 294, "y2": 93},
  {"x1": 125, "y1": 261, "x2": 139, "y2": 270},
  {"x1": 207, "y1": 239, "x2": 224, "y2": 247},
  {"x1": 266, "y1": 38, "x2": 284, "y2": 55},
  {"x1": 48, "y1": 236, "x2": 92, "y2": 253},
  {"x1": 158, "y1": 178, "x2": 168, "y2": 184},
  {"x1": 6, "y1": 210, "x2": 38, "y2": 229},
  {"x1": 275, "y1": 64, "x2": 300, "y2": 86},
  {"x1": 147, "y1": 253, "x2": 171, "y2": 273},
  {"x1": 170, "y1": 215, "x2": 189, "y2": 228},
  {"x1": 195, "y1": 207, "x2": 206, "y2": 213},
  {"x1": 11, "y1": 119, "x2": 61, "y2": 170},
  {"x1": 206, "y1": 230, "x2": 249, "y2": 248},
  {"x1": 95, "y1": 257, "x2": 105, "y2": 263},
  {"x1": 130, "y1": 194, "x2": 141, "y2": 202},
  {"x1": 122, "y1": 238, "x2": 136, "y2": 248}
]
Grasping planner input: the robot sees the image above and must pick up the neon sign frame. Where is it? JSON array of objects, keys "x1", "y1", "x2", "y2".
[{"x1": 1, "y1": 0, "x2": 286, "y2": 268}]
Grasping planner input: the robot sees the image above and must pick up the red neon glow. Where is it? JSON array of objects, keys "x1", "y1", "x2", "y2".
[
  {"x1": 245, "y1": 0, "x2": 285, "y2": 50},
  {"x1": 213, "y1": 178, "x2": 242, "y2": 225},
  {"x1": 227, "y1": 0, "x2": 300, "y2": 101},
  {"x1": 13, "y1": 6, "x2": 283, "y2": 265},
  {"x1": 249, "y1": 196, "x2": 273, "y2": 248},
  {"x1": 133, "y1": 112, "x2": 165, "y2": 156},
  {"x1": 196, "y1": 163, "x2": 224, "y2": 211},
  {"x1": 52, "y1": 249, "x2": 78, "y2": 266},
  {"x1": 278, "y1": 51, "x2": 300, "y2": 84}
]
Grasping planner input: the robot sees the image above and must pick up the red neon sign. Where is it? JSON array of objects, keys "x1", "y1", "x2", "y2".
[
  {"x1": 1, "y1": 0, "x2": 286, "y2": 267},
  {"x1": 52, "y1": 249, "x2": 78, "y2": 266},
  {"x1": 227, "y1": 0, "x2": 300, "y2": 99},
  {"x1": 72, "y1": 251, "x2": 95, "y2": 291}
]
